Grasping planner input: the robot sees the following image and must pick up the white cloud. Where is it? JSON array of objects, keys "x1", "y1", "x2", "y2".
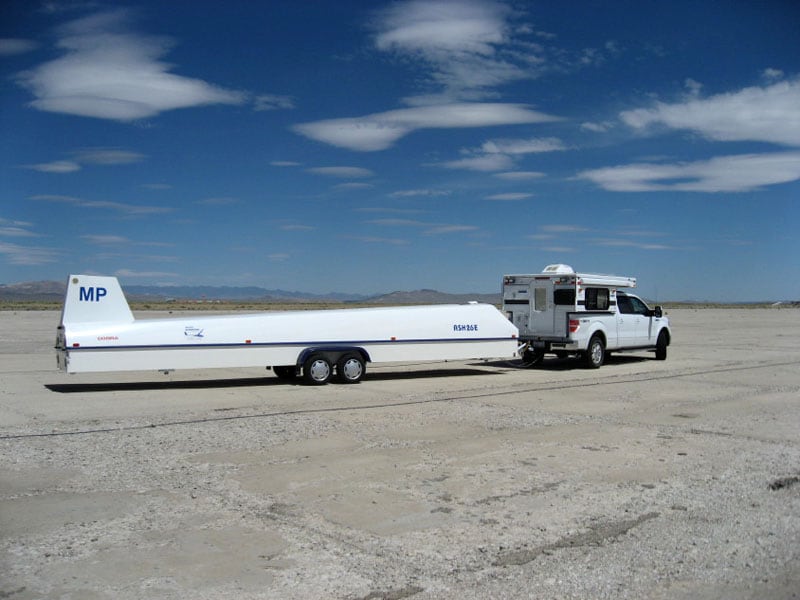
[
  {"x1": 424, "y1": 224, "x2": 479, "y2": 235},
  {"x1": 580, "y1": 121, "x2": 612, "y2": 133},
  {"x1": 437, "y1": 153, "x2": 515, "y2": 171},
  {"x1": 390, "y1": 189, "x2": 452, "y2": 197},
  {"x1": 579, "y1": 152, "x2": 800, "y2": 192},
  {"x1": 493, "y1": 171, "x2": 545, "y2": 180},
  {"x1": 335, "y1": 183, "x2": 374, "y2": 191},
  {"x1": 346, "y1": 235, "x2": 410, "y2": 245},
  {"x1": 253, "y1": 94, "x2": 295, "y2": 111},
  {"x1": 486, "y1": 192, "x2": 533, "y2": 200},
  {"x1": 24, "y1": 147, "x2": 145, "y2": 174},
  {"x1": 437, "y1": 135, "x2": 565, "y2": 172},
  {"x1": 72, "y1": 148, "x2": 145, "y2": 164},
  {"x1": 0, "y1": 226, "x2": 39, "y2": 238},
  {"x1": 371, "y1": 0, "x2": 524, "y2": 99},
  {"x1": 81, "y1": 234, "x2": 130, "y2": 244},
  {"x1": 293, "y1": 102, "x2": 559, "y2": 151},
  {"x1": 16, "y1": 10, "x2": 245, "y2": 121},
  {"x1": 0, "y1": 241, "x2": 57, "y2": 265},
  {"x1": 620, "y1": 79, "x2": 800, "y2": 147},
  {"x1": 481, "y1": 136, "x2": 566, "y2": 154},
  {"x1": 31, "y1": 194, "x2": 172, "y2": 215},
  {"x1": 115, "y1": 269, "x2": 177, "y2": 278},
  {"x1": 0, "y1": 38, "x2": 39, "y2": 56},
  {"x1": 307, "y1": 166, "x2": 374, "y2": 178},
  {"x1": 24, "y1": 160, "x2": 81, "y2": 173}
]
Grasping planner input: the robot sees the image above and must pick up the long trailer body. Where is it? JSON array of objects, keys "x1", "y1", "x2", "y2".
[{"x1": 56, "y1": 275, "x2": 520, "y2": 384}]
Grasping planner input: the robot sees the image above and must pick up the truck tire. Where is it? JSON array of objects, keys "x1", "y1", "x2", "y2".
[
  {"x1": 584, "y1": 335, "x2": 605, "y2": 369},
  {"x1": 303, "y1": 355, "x2": 332, "y2": 385},
  {"x1": 655, "y1": 331, "x2": 668, "y2": 360},
  {"x1": 337, "y1": 353, "x2": 365, "y2": 383}
]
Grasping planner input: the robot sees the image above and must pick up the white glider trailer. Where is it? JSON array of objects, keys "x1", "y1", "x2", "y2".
[{"x1": 56, "y1": 275, "x2": 520, "y2": 384}]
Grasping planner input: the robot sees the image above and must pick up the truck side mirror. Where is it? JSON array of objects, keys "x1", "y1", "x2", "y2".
[{"x1": 653, "y1": 306, "x2": 663, "y2": 318}]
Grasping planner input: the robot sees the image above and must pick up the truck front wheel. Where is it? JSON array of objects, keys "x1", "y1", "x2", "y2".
[
  {"x1": 584, "y1": 335, "x2": 605, "y2": 369},
  {"x1": 655, "y1": 331, "x2": 668, "y2": 360}
]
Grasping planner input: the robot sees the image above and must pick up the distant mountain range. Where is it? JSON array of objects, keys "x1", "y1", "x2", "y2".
[{"x1": 0, "y1": 280, "x2": 501, "y2": 305}]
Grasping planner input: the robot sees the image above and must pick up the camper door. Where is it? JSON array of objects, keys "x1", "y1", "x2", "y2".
[{"x1": 529, "y1": 277, "x2": 565, "y2": 338}]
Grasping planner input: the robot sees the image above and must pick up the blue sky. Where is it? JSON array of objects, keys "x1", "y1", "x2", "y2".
[{"x1": 2, "y1": 0, "x2": 799, "y2": 301}]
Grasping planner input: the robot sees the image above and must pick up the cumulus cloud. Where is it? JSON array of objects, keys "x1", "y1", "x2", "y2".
[
  {"x1": 307, "y1": 166, "x2": 374, "y2": 178},
  {"x1": 436, "y1": 135, "x2": 565, "y2": 172},
  {"x1": 578, "y1": 152, "x2": 800, "y2": 193},
  {"x1": 493, "y1": 171, "x2": 545, "y2": 180},
  {"x1": 24, "y1": 160, "x2": 81, "y2": 173},
  {"x1": 31, "y1": 194, "x2": 172, "y2": 215},
  {"x1": 293, "y1": 103, "x2": 559, "y2": 151},
  {"x1": 620, "y1": 79, "x2": 800, "y2": 147},
  {"x1": 437, "y1": 153, "x2": 515, "y2": 171},
  {"x1": 0, "y1": 38, "x2": 39, "y2": 56},
  {"x1": 371, "y1": 0, "x2": 524, "y2": 99},
  {"x1": 24, "y1": 147, "x2": 145, "y2": 174},
  {"x1": 15, "y1": 10, "x2": 246, "y2": 121},
  {"x1": 0, "y1": 241, "x2": 57, "y2": 265},
  {"x1": 486, "y1": 192, "x2": 533, "y2": 200}
]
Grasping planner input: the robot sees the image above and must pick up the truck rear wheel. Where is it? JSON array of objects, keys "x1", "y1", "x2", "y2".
[
  {"x1": 303, "y1": 355, "x2": 332, "y2": 385},
  {"x1": 584, "y1": 335, "x2": 605, "y2": 369}
]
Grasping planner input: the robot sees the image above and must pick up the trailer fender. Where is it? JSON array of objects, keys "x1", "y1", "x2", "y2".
[{"x1": 296, "y1": 346, "x2": 371, "y2": 367}]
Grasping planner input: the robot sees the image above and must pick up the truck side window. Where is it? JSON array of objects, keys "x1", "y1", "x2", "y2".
[
  {"x1": 617, "y1": 295, "x2": 633, "y2": 314},
  {"x1": 585, "y1": 288, "x2": 609, "y2": 310},
  {"x1": 629, "y1": 296, "x2": 649, "y2": 315},
  {"x1": 554, "y1": 289, "x2": 575, "y2": 305}
]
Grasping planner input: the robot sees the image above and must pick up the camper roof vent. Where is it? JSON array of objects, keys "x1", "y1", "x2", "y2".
[{"x1": 542, "y1": 264, "x2": 575, "y2": 274}]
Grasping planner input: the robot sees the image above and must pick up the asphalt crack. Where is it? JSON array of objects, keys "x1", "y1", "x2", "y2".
[{"x1": 493, "y1": 511, "x2": 660, "y2": 567}]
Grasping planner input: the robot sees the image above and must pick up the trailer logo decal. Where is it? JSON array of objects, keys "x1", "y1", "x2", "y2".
[
  {"x1": 79, "y1": 286, "x2": 107, "y2": 302},
  {"x1": 184, "y1": 326, "x2": 205, "y2": 338},
  {"x1": 453, "y1": 324, "x2": 479, "y2": 332}
]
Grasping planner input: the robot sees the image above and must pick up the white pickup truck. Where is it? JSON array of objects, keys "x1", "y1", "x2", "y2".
[{"x1": 502, "y1": 264, "x2": 671, "y2": 368}]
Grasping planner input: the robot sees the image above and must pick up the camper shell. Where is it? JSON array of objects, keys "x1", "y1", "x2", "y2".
[{"x1": 502, "y1": 264, "x2": 670, "y2": 368}]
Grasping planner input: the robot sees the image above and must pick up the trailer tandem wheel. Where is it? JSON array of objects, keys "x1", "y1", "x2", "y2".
[
  {"x1": 303, "y1": 355, "x2": 333, "y2": 385},
  {"x1": 336, "y1": 353, "x2": 365, "y2": 383}
]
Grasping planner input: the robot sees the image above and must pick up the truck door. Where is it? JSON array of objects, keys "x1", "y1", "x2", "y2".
[
  {"x1": 627, "y1": 295, "x2": 655, "y2": 344},
  {"x1": 616, "y1": 294, "x2": 638, "y2": 346}
]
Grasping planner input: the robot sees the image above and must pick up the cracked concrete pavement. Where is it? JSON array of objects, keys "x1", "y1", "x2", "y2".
[{"x1": 1, "y1": 308, "x2": 799, "y2": 599}]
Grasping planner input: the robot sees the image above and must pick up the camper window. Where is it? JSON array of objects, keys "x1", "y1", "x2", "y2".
[
  {"x1": 554, "y1": 289, "x2": 576, "y2": 305},
  {"x1": 534, "y1": 287, "x2": 547, "y2": 311},
  {"x1": 585, "y1": 288, "x2": 610, "y2": 310}
]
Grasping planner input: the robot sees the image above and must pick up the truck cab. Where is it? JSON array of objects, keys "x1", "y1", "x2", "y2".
[{"x1": 503, "y1": 264, "x2": 670, "y2": 368}]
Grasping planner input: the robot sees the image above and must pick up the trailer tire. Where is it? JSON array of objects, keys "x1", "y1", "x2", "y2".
[
  {"x1": 584, "y1": 335, "x2": 605, "y2": 369},
  {"x1": 655, "y1": 331, "x2": 668, "y2": 360},
  {"x1": 336, "y1": 353, "x2": 365, "y2": 383},
  {"x1": 303, "y1": 355, "x2": 332, "y2": 385}
]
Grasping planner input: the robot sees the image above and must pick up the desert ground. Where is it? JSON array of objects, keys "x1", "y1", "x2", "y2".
[{"x1": 1, "y1": 308, "x2": 798, "y2": 599}]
